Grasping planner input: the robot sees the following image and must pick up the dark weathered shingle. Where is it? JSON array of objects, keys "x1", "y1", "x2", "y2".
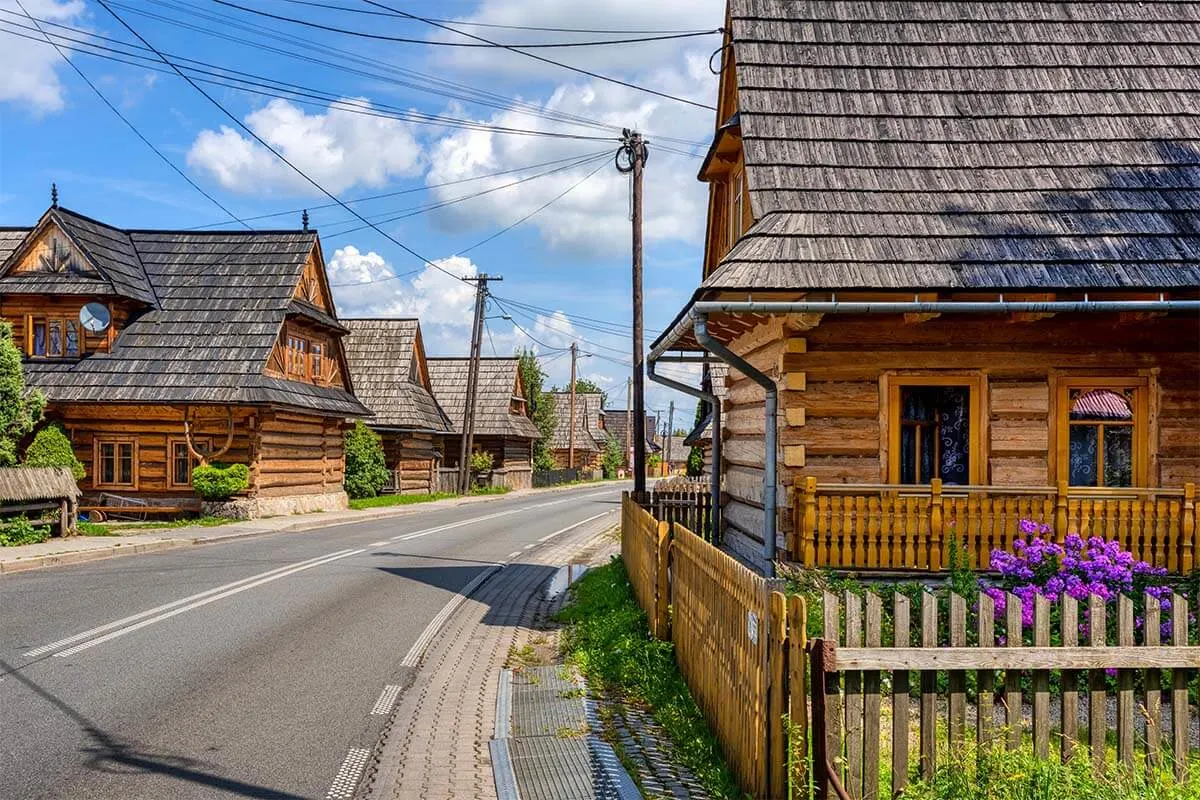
[
  {"x1": 547, "y1": 392, "x2": 608, "y2": 451},
  {"x1": 343, "y1": 319, "x2": 451, "y2": 432},
  {"x1": 702, "y1": 0, "x2": 1200, "y2": 292},
  {"x1": 427, "y1": 357, "x2": 540, "y2": 439}
]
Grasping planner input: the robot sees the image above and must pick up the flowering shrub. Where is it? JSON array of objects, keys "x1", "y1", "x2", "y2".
[{"x1": 982, "y1": 521, "x2": 1174, "y2": 633}]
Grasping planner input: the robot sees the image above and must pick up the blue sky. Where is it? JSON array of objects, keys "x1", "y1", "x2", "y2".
[{"x1": 0, "y1": 0, "x2": 724, "y2": 429}]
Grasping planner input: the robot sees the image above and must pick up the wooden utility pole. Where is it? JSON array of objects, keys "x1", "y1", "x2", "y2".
[
  {"x1": 459, "y1": 273, "x2": 501, "y2": 493},
  {"x1": 625, "y1": 377, "x2": 632, "y2": 471},
  {"x1": 665, "y1": 400, "x2": 675, "y2": 475},
  {"x1": 617, "y1": 129, "x2": 648, "y2": 491},
  {"x1": 568, "y1": 342, "x2": 578, "y2": 470}
]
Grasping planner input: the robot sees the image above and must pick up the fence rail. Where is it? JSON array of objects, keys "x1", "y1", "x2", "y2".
[
  {"x1": 794, "y1": 478, "x2": 1198, "y2": 573},
  {"x1": 813, "y1": 589, "x2": 1197, "y2": 800},
  {"x1": 631, "y1": 487, "x2": 714, "y2": 542}
]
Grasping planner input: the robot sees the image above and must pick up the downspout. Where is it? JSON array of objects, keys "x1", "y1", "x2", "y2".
[
  {"x1": 647, "y1": 358, "x2": 721, "y2": 543},
  {"x1": 693, "y1": 312, "x2": 778, "y2": 577}
]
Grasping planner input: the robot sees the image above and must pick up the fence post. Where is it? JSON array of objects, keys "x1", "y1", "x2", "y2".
[
  {"x1": 809, "y1": 639, "x2": 831, "y2": 800},
  {"x1": 801, "y1": 476, "x2": 818, "y2": 567},
  {"x1": 1055, "y1": 479, "x2": 1069, "y2": 535},
  {"x1": 788, "y1": 595, "x2": 808, "y2": 798},
  {"x1": 654, "y1": 521, "x2": 671, "y2": 640},
  {"x1": 929, "y1": 478, "x2": 944, "y2": 571},
  {"x1": 769, "y1": 591, "x2": 788, "y2": 797},
  {"x1": 1182, "y1": 482, "x2": 1195, "y2": 574}
]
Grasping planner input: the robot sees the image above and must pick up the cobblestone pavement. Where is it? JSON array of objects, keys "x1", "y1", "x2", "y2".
[
  {"x1": 591, "y1": 694, "x2": 712, "y2": 800},
  {"x1": 359, "y1": 516, "x2": 619, "y2": 800}
]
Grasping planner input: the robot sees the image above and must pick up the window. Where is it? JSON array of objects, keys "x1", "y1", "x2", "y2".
[
  {"x1": 280, "y1": 327, "x2": 334, "y2": 384},
  {"x1": 167, "y1": 437, "x2": 208, "y2": 489},
  {"x1": 310, "y1": 342, "x2": 323, "y2": 382},
  {"x1": 887, "y1": 375, "x2": 983, "y2": 485},
  {"x1": 1056, "y1": 377, "x2": 1147, "y2": 487},
  {"x1": 28, "y1": 316, "x2": 81, "y2": 357},
  {"x1": 729, "y1": 169, "x2": 744, "y2": 246},
  {"x1": 95, "y1": 438, "x2": 136, "y2": 488}
]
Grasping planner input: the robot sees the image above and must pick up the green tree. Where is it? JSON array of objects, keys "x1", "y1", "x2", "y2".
[
  {"x1": 553, "y1": 378, "x2": 607, "y2": 408},
  {"x1": 601, "y1": 436, "x2": 624, "y2": 479},
  {"x1": 23, "y1": 423, "x2": 85, "y2": 480},
  {"x1": 343, "y1": 421, "x2": 389, "y2": 499},
  {"x1": 687, "y1": 398, "x2": 705, "y2": 478},
  {"x1": 517, "y1": 348, "x2": 557, "y2": 471},
  {"x1": 0, "y1": 321, "x2": 44, "y2": 467}
]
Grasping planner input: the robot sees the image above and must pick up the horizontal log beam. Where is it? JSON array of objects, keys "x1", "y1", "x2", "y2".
[{"x1": 828, "y1": 646, "x2": 1200, "y2": 672}]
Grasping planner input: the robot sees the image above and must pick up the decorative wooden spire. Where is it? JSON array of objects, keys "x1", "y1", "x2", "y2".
[
  {"x1": 301, "y1": 209, "x2": 309, "y2": 232},
  {"x1": 51, "y1": 183, "x2": 58, "y2": 209}
]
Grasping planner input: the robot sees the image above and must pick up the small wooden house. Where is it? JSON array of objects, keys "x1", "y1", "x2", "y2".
[
  {"x1": 0, "y1": 205, "x2": 367, "y2": 517},
  {"x1": 650, "y1": 0, "x2": 1200, "y2": 572},
  {"x1": 342, "y1": 319, "x2": 451, "y2": 495},
  {"x1": 426, "y1": 357, "x2": 540, "y2": 490},
  {"x1": 547, "y1": 391, "x2": 608, "y2": 470},
  {"x1": 603, "y1": 409, "x2": 661, "y2": 470}
]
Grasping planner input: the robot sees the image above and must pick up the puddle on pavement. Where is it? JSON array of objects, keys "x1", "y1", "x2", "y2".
[{"x1": 544, "y1": 563, "x2": 590, "y2": 600}]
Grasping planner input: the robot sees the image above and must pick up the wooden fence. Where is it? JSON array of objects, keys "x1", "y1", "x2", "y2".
[
  {"x1": 620, "y1": 494, "x2": 807, "y2": 797},
  {"x1": 631, "y1": 486, "x2": 715, "y2": 542},
  {"x1": 794, "y1": 478, "x2": 1198, "y2": 573},
  {"x1": 533, "y1": 467, "x2": 580, "y2": 488},
  {"x1": 812, "y1": 589, "x2": 1199, "y2": 800}
]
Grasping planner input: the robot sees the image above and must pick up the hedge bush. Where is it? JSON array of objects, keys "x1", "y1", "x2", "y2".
[
  {"x1": 192, "y1": 462, "x2": 250, "y2": 501},
  {"x1": 469, "y1": 449, "x2": 494, "y2": 475},
  {"x1": 344, "y1": 421, "x2": 388, "y2": 499},
  {"x1": 22, "y1": 423, "x2": 85, "y2": 480},
  {"x1": 0, "y1": 515, "x2": 51, "y2": 547}
]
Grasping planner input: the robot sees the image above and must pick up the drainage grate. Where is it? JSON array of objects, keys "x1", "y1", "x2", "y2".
[{"x1": 510, "y1": 667, "x2": 587, "y2": 738}]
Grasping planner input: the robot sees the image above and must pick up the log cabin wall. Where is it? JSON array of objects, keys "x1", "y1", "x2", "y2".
[
  {"x1": 53, "y1": 404, "x2": 255, "y2": 502},
  {"x1": 254, "y1": 410, "x2": 346, "y2": 498},
  {"x1": 550, "y1": 448, "x2": 603, "y2": 471},
  {"x1": 718, "y1": 313, "x2": 1200, "y2": 555},
  {"x1": 2, "y1": 294, "x2": 135, "y2": 355},
  {"x1": 378, "y1": 430, "x2": 440, "y2": 495}
]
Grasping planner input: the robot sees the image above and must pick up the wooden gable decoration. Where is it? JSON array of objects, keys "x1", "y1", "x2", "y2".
[
  {"x1": 292, "y1": 245, "x2": 333, "y2": 312},
  {"x1": 4, "y1": 222, "x2": 101, "y2": 278},
  {"x1": 409, "y1": 326, "x2": 434, "y2": 392},
  {"x1": 264, "y1": 321, "x2": 347, "y2": 390}
]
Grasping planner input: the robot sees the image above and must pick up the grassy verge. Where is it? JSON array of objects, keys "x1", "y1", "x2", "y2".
[
  {"x1": 555, "y1": 557, "x2": 742, "y2": 799},
  {"x1": 348, "y1": 485, "x2": 511, "y2": 510},
  {"x1": 77, "y1": 516, "x2": 237, "y2": 535},
  {"x1": 900, "y1": 740, "x2": 1200, "y2": 800}
]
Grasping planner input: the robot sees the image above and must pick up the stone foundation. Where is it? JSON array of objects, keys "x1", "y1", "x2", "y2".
[{"x1": 202, "y1": 490, "x2": 349, "y2": 520}]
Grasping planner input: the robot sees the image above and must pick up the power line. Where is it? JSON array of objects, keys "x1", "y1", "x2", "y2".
[
  {"x1": 361, "y1": 0, "x2": 717, "y2": 112},
  {"x1": 92, "y1": 0, "x2": 470, "y2": 286},
  {"x1": 213, "y1": 0, "x2": 719, "y2": 48},
  {"x1": 275, "y1": 0, "x2": 715, "y2": 35},
  {"x1": 8, "y1": 1, "x2": 248, "y2": 229}
]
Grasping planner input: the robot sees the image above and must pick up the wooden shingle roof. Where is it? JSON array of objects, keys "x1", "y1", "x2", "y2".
[
  {"x1": 703, "y1": 0, "x2": 1200, "y2": 292},
  {"x1": 0, "y1": 467, "x2": 81, "y2": 503},
  {"x1": 547, "y1": 392, "x2": 608, "y2": 451},
  {"x1": 0, "y1": 207, "x2": 367, "y2": 417},
  {"x1": 426, "y1": 357, "x2": 541, "y2": 440},
  {"x1": 343, "y1": 319, "x2": 450, "y2": 432}
]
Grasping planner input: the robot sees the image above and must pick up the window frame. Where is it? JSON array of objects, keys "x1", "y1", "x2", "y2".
[
  {"x1": 166, "y1": 436, "x2": 209, "y2": 490},
  {"x1": 94, "y1": 437, "x2": 138, "y2": 489},
  {"x1": 728, "y1": 168, "x2": 744, "y2": 247},
  {"x1": 1053, "y1": 375, "x2": 1148, "y2": 488},
  {"x1": 884, "y1": 373, "x2": 985, "y2": 485},
  {"x1": 25, "y1": 314, "x2": 83, "y2": 358}
]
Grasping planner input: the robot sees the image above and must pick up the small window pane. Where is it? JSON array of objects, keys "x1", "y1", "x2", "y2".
[
  {"x1": 33, "y1": 322, "x2": 46, "y2": 356},
  {"x1": 65, "y1": 321, "x2": 80, "y2": 356},
  {"x1": 1070, "y1": 389, "x2": 1132, "y2": 421},
  {"x1": 900, "y1": 426, "x2": 917, "y2": 483},
  {"x1": 1104, "y1": 426, "x2": 1134, "y2": 487},
  {"x1": 48, "y1": 319, "x2": 63, "y2": 356},
  {"x1": 118, "y1": 443, "x2": 133, "y2": 484},
  {"x1": 173, "y1": 442, "x2": 191, "y2": 486},
  {"x1": 1069, "y1": 425, "x2": 1099, "y2": 486},
  {"x1": 100, "y1": 443, "x2": 115, "y2": 484}
]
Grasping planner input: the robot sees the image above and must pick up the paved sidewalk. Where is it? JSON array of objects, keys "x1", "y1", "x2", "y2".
[
  {"x1": 0, "y1": 480, "x2": 626, "y2": 574},
  {"x1": 360, "y1": 514, "x2": 619, "y2": 800}
]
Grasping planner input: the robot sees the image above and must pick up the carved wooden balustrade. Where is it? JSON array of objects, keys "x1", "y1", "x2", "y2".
[{"x1": 792, "y1": 477, "x2": 1197, "y2": 573}]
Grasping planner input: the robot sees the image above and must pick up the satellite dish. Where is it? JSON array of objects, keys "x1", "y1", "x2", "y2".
[{"x1": 80, "y1": 302, "x2": 111, "y2": 334}]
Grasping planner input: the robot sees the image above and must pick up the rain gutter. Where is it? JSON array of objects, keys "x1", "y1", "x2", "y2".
[{"x1": 647, "y1": 358, "x2": 721, "y2": 544}]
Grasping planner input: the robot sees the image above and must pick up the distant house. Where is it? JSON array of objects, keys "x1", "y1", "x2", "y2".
[
  {"x1": 605, "y1": 409, "x2": 662, "y2": 469},
  {"x1": 546, "y1": 391, "x2": 608, "y2": 471},
  {"x1": 0, "y1": 204, "x2": 367, "y2": 517},
  {"x1": 343, "y1": 319, "x2": 451, "y2": 495},
  {"x1": 662, "y1": 435, "x2": 690, "y2": 476},
  {"x1": 427, "y1": 357, "x2": 541, "y2": 490},
  {"x1": 648, "y1": 0, "x2": 1200, "y2": 572},
  {"x1": 683, "y1": 364, "x2": 729, "y2": 478}
]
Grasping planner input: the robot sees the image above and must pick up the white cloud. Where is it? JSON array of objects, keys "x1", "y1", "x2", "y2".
[
  {"x1": 0, "y1": 0, "x2": 87, "y2": 113},
  {"x1": 187, "y1": 98, "x2": 423, "y2": 196}
]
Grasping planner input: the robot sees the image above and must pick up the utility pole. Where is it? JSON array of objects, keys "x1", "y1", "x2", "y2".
[
  {"x1": 568, "y1": 342, "x2": 577, "y2": 470},
  {"x1": 625, "y1": 377, "x2": 632, "y2": 471},
  {"x1": 459, "y1": 273, "x2": 501, "y2": 494},
  {"x1": 665, "y1": 400, "x2": 674, "y2": 475},
  {"x1": 617, "y1": 129, "x2": 648, "y2": 491}
]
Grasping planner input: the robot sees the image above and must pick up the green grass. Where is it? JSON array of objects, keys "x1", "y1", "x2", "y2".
[
  {"x1": 77, "y1": 516, "x2": 236, "y2": 535},
  {"x1": 898, "y1": 741, "x2": 1200, "y2": 800},
  {"x1": 555, "y1": 558, "x2": 743, "y2": 799},
  {"x1": 348, "y1": 485, "x2": 511, "y2": 510}
]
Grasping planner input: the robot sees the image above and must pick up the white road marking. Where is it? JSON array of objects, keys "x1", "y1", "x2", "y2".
[
  {"x1": 400, "y1": 565, "x2": 502, "y2": 667},
  {"x1": 370, "y1": 685, "x2": 402, "y2": 715},
  {"x1": 53, "y1": 549, "x2": 367, "y2": 657},
  {"x1": 522, "y1": 544, "x2": 535, "y2": 550},
  {"x1": 326, "y1": 747, "x2": 371, "y2": 799},
  {"x1": 368, "y1": 541, "x2": 388, "y2": 547},
  {"x1": 23, "y1": 549, "x2": 355, "y2": 658},
  {"x1": 505, "y1": 551, "x2": 521, "y2": 560},
  {"x1": 537, "y1": 511, "x2": 611, "y2": 543}
]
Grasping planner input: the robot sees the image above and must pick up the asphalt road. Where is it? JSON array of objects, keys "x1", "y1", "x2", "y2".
[{"x1": 0, "y1": 482, "x2": 626, "y2": 800}]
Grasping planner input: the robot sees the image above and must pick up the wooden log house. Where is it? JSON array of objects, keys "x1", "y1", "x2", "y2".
[
  {"x1": 603, "y1": 409, "x2": 661, "y2": 470},
  {"x1": 546, "y1": 391, "x2": 609, "y2": 471},
  {"x1": 0, "y1": 205, "x2": 368, "y2": 517},
  {"x1": 426, "y1": 357, "x2": 540, "y2": 490},
  {"x1": 649, "y1": 0, "x2": 1200, "y2": 572},
  {"x1": 342, "y1": 319, "x2": 451, "y2": 494}
]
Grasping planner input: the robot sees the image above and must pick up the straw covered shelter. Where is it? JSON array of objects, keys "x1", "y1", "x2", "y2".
[{"x1": 0, "y1": 466, "x2": 81, "y2": 536}]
